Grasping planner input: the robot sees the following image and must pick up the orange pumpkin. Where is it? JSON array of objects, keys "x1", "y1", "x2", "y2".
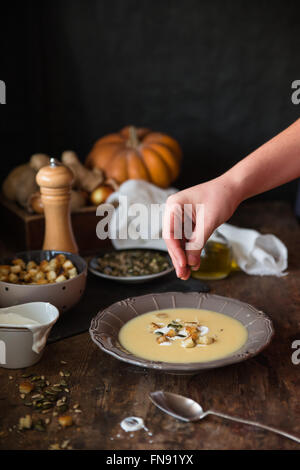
[{"x1": 85, "y1": 126, "x2": 182, "y2": 188}]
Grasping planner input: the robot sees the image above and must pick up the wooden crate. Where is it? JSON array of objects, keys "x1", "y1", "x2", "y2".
[{"x1": 0, "y1": 196, "x2": 111, "y2": 254}]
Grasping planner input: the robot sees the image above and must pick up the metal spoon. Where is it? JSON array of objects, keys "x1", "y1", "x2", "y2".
[{"x1": 149, "y1": 391, "x2": 300, "y2": 444}]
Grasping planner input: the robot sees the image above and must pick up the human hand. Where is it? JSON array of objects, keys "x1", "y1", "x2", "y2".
[{"x1": 163, "y1": 175, "x2": 240, "y2": 279}]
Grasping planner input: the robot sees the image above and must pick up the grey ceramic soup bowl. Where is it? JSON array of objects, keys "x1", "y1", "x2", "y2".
[
  {"x1": 0, "y1": 250, "x2": 87, "y2": 313},
  {"x1": 90, "y1": 292, "x2": 274, "y2": 375}
]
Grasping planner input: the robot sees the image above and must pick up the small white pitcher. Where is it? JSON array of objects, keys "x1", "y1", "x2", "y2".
[{"x1": 0, "y1": 302, "x2": 59, "y2": 369}]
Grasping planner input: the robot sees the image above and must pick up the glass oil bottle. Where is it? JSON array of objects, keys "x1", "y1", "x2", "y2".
[{"x1": 191, "y1": 230, "x2": 233, "y2": 280}]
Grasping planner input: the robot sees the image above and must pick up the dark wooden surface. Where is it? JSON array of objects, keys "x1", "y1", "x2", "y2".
[{"x1": 0, "y1": 201, "x2": 299, "y2": 450}]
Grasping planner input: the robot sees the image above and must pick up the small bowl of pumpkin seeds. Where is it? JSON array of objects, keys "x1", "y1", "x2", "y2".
[{"x1": 89, "y1": 249, "x2": 174, "y2": 284}]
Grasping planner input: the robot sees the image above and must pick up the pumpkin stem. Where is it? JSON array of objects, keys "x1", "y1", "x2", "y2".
[{"x1": 127, "y1": 126, "x2": 139, "y2": 148}]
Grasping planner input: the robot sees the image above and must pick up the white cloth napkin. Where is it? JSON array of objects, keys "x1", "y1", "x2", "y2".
[
  {"x1": 217, "y1": 223, "x2": 288, "y2": 277},
  {"x1": 106, "y1": 180, "x2": 176, "y2": 251},
  {"x1": 106, "y1": 180, "x2": 288, "y2": 277}
]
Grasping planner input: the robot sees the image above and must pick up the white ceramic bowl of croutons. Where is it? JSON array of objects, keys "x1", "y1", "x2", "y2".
[{"x1": 0, "y1": 250, "x2": 87, "y2": 313}]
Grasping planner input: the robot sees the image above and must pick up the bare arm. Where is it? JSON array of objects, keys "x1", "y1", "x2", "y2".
[
  {"x1": 229, "y1": 118, "x2": 300, "y2": 201},
  {"x1": 163, "y1": 119, "x2": 300, "y2": 280}
]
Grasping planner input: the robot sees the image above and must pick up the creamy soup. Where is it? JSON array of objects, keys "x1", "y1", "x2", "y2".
[
  {"x1": 0, "y1": 312, "x2": 40, "y2": 326},
  {"x1": 119, "y1": 308, "x2": 248, "y2": 363}
]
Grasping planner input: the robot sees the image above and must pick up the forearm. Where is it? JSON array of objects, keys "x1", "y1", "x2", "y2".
[
  {"x1": 223, "y1": 118, "x2": 300, "y2": 205},
  {"x1": 165, "y1": 118, "x2": 300, "y2": 279}
]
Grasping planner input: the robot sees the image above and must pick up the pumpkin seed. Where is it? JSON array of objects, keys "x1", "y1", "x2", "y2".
[
  {"x1": 45, "y1": 389, "x2": 59, "y2": 396},
  {"x1": 56, "y1": 398, "x2": 67, "y2": 406},
  {"x1": 46, "y1": 395, "x2": 58, "y2": 403},
  {"x1": 34, "y1": 423, "x2": 46, "y2": 432},
  {"x1": 168, "y1": 322, "x2": 182, "y2": 329},
  {"x1": 97, "y1": 250, "x2": 171, "y2": 277},
  {"x1": 57, "y1": 404, "x2": 68, "y2": 413},
  {"x1": 33, "y1": 397, "x2": 44, "y2": 403},
  {"x1": 34, "y1": 380, "x2": 46, "y2": 388},
  {"x1": 42, "y1": 403, "x2": 53, "y2": 410}
]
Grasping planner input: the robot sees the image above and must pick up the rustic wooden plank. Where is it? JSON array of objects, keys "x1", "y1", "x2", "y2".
[
  {"x1": 0, "y1": 195, "x2": 112, "y2": 253},
  {"x1": 0, "y1": 201, "x2": 299, "y2": 450}
]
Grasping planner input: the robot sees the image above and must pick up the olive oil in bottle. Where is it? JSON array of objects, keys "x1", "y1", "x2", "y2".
[{"x1": 191, "y1": 230, "x2": 233, "y2": 280}]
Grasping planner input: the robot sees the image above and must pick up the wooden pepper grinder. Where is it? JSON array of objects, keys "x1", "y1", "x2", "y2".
[{"x1": 36, "y1": 158, "x2": 78, "y2": 253}]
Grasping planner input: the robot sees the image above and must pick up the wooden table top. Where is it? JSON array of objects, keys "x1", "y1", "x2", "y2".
[{"x1": 0, "y1": 201, "x2": 299, "y2": 450}]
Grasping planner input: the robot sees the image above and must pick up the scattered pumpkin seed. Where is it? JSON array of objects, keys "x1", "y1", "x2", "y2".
[
  {"x1": 42, "y1": 404, "x2": 53, "y2": 410},
  {"x1": 46, "y1": 396, "x2": 57, "y2": 403},
  {"x1": 34, "y1": 380, "x2": 46, "y2": 388},
  {"x1": 34, "y1": 421, "x2": 46, "y2": 432},
  {"x1": 12, "y1": 366, "x2": 79, "y2": 437},
  {"x1": 31, "y1": 376, "x2": 41, "y2": 382},
  {"x1": 45, "y1": 389, "x2": 59, "y2": 396},
  {"x1": 57, "y1": 404, "x2": 68, "y2": 413}
]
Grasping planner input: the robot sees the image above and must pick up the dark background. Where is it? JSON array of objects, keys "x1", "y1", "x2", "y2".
[{"x1": 1, "y1": 0, "x2": 300, "y2": 202}]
